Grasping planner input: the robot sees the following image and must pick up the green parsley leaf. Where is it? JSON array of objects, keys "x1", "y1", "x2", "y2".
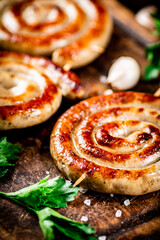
[
  {"x1": 0, "y1": 177, "x2": 97, "y2": 240},
  {"x1": 37, "y1": 207, "x2": 97, "y2": 240},
  {"x1": 152, "y1": 11, "x2": 160, "y2": 35},
  {"x1": 144, "y1": 9, "x2": 160, "y2": 81},
  {"x1": 0, "y1": 176, "x2": 79, "y2": 209},
  {"x1": 0, "y1": 137, "x2": 21, "y2": 178},
  {"x1": 144, "y1": 42, "x2": 160, "y2": 80},
  {"x1": 0, "y1": 168, "x2": 8, "y2": 178}
]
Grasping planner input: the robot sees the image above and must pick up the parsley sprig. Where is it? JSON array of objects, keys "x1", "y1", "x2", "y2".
[
  {"x1": 0, "y1": 176, "x2": 97, "y2": 240},
  {"x1": 0, "y1": 139, "x2": 97, "y2": 239},
  {"x1": 0, "y1": 176, "x2": 78, "y2": 209},
  {"x1": 144, "y1": 42, "x2": 160, "y2": 80},
  {"x1": 144, "y1": 10, "x2": 160, "y2": 81},
  {"x1": 152, "y1": 11, "x2": 160, "y2": 35},
  {"x1": 0, "y1": 137, "x2": 21, "y2": 178},
  {"x1": 38, "y1": 208, "x2": 97, "y2": 240}
]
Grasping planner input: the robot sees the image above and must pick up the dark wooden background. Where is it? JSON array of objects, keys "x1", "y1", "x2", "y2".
[{"x1": 0, "y1": 0, "x2": 160, "y2": 239}]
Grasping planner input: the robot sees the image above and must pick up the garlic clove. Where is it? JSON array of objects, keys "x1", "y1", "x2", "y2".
[
  {"x1": 104, "y1": 88, "x2": 113, "y2": 95},
  {"x1": 106, "y1": 57, "x2": 141, "y2": 91},
  {"x1": 135, "y1": 5, "x2": 157, "y2": 30}
]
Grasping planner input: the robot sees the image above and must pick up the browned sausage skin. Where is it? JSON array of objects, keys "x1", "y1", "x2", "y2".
[
  {"x1": 50, "y1": 92, "x2": 160, "y2": 195},
  {"x1": 0, "y1": 51, "x2": 83, "y2": 130},
  {"x1": 0, "y1": 0, "x2": 112, "y2": 68}
]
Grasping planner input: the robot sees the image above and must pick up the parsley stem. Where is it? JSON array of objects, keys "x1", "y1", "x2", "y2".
[{"x1": 0, "y1": 191, "x2": 36, "y2": 213}]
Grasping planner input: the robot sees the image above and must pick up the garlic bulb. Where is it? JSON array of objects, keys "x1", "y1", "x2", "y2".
[
  {"x1": 135, "y1": 6, "x2": 157, "y2": 30},
  {"x1": 106, "y1": 57, "x2": 141, "y2": 90}
]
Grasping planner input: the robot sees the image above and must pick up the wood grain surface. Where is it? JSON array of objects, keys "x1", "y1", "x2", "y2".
[
  {"x1": 0, "y1": 0, "x2": 160, "y2": 239},
  {"x1": 106, "y1": 0, "x2": 158, "y2": 45}
]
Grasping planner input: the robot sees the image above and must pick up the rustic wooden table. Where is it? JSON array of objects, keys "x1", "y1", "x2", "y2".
[{"x1": 0, "y1": 1, "x2": 159, "y2": 240}]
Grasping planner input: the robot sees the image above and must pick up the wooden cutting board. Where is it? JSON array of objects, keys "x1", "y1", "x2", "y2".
[{"x1": 0, "y1": 1, "x2": 160, "y2": 239}]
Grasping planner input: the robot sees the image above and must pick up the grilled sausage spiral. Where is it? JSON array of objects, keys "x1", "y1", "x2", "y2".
[
  {"x1": 50, "y1": 92, "x2": 160, "y2": 195},
  {"x1": 0, "y1": 0, "x2": 112, "y2": 68},
  {"x1": 0, "y1": 51, "x2": 83, "y2": 130}
]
